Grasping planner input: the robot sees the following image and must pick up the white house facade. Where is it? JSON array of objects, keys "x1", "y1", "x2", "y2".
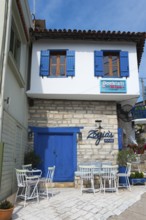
[
  {"x1": 28, "y1": 41, "x2": 140, "y2": 101},
  {"x1": 27, "y1": 27, "x2": 145, "y2": 182},
  {"x1": 0, "y1": 0, "x2": 32, "y2": 200}
]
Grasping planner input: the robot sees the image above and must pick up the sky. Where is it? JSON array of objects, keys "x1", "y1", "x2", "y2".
[{"x1": 28, "y1": 0, "x2": 146, "y2": 102}]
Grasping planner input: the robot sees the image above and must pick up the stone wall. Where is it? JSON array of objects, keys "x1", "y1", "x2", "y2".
[{"x1": 28, "y1": 99, "x2": 118, "y2": 164}]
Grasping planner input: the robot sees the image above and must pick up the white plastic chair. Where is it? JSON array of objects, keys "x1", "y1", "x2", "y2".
[
  {"x1": 79, "y1": 165, "x2": 95, "y2": 195},
  {"x1": 22, "y1": 164, "x2": 32, "y2": 170},
  {"x1": 131, "y1": 155, "x2": 141, "y2": 172},
  {"x1": 117, "y1": 162, "x2": 131, "y2": 191},
  {"x1": 100, "y1": 165, "x2": 118, "y2": 194},
  {"x1": 15, "y1": 169, "x2": 40, "y2": 207},
  {"x1": 39, "y1": 166, "x2": 55, "y2": 199}
]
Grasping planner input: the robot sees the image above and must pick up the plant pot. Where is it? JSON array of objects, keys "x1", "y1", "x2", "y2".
[
  {"x1": 0, "y1": 207, "x2": 14, "y2": 220},
  {"x1": 137, "y1": 148, "x2": 144, "y2": 154},
  {"x1": 118, "y1": 166, "x2": 127, "y2": 186},
  {"x1": 129, "y1": 178, "x2": 146, "y2": 185}
]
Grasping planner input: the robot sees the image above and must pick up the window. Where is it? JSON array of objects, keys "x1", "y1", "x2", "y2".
[
  {"x1": 103, "y1": 52, "x2": 120, "y2": 77},
  {"x1": 94, "y1": 50, "x2": 129, "y2": 78},
  {"x1": 50, "y1": 51, "x2": 66, "y2": 76},
  {"x1": 9, "y1": 25, "x2": 21, "y2": 68},
  {"x1": 40, "y1": 50, "x2": 75, "y2": 77}
]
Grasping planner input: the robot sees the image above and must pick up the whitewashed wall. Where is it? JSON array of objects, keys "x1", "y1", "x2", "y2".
[
  {"x1": 0, "y1": 0, "x2": 31, "y2": 200},
  {"x1": 0, "y1": 111, "x2": 27, "y2": 201},
  {"x1": 0, "y1": 0, "x2": 5, "y2": 53},
  {"x1": 4, "y1": 58, "x2": 28, "y2": 127},
  {"x1": 28, "y1": 40, "x2": 139, "y2": 101}
]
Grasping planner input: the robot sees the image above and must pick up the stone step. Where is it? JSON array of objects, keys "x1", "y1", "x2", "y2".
[
  {"x1": 40, "y1": 181, "x2": 75, "y2": 188},
  {"x1": 53, "y1": 182, "x2": 75, "y2": 188}
]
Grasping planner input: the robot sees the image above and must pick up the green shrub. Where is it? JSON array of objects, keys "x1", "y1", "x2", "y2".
[
  {"x1": 0, "y1": 200, "x2": 13, "y2": 209},
  {"x1": 24, "y1": 150, "x2": 41, "y2": 168},
  {"x1": 117, "y1": 148, "x2": 136, "y2": 166},
  {"x1": 130, "y1": 171, "x2": 144, "y2": 178}
]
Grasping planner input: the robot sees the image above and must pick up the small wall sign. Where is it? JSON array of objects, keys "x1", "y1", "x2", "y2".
[
  {"x1": 87, "y1": 129, "x2": 114, "y2": 145},
  {"x1": 100, "y1": 80, "x2": 127, "y2": 93}
]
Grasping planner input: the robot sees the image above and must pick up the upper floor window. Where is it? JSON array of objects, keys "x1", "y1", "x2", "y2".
[
  {"x1": 40, "y1": 50, "x2": 75, "y2": 77},
  {"x1": 103, "y1": 52, "x2": 120, "y2": 77},
  {"x1": 50, "y1": 51, "x2": 66, "y2": 76},
  {"x1": 9, "y1": 24, "x2": 21, "y2": 69},
  {"x1": 94, "y1": 50, "x2": 129, "y2": 78}
]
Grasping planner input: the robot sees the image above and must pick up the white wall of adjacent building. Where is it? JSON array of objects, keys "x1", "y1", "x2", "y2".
[
  {"x1": 0, "y1": 0, "x2": 32, "y2": 200},
  {"x1": 0, "y1": 0, "x2": 6, "y2": 55}
]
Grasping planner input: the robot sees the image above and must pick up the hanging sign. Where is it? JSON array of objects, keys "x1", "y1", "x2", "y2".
[
  {"x1": 100, "y1": 80, "x2": 127, "y2": 93},
  {"x1": 87, "y1": 129, "x2": 114, "y2": 145}
]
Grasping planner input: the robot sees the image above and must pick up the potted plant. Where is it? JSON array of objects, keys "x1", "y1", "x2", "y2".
[
  {"x1": 130, "y1": 171, "x2": 146, "y2": 185},
  {"x1": 24, "y1": 150, "x2": 41, "y2": 168},
  {"x1": 117, "y1": 148, "x2": 136, "y2": 167},
  {"x1": 0, "y1": 200, "x2": 14, "y2": 220},
  {"x1": 117, "y1": 148, "x2": 136, "y2": 185},
  {"x1": 135, "y1": 136, "x2": 145, "y2": 154}
]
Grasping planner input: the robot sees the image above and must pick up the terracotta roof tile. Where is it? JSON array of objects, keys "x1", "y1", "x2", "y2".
[{"x1": 30, "y1": 28, "x2": 146, "y2": 66}]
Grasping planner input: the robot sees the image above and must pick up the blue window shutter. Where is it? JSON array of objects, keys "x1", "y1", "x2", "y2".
[
  {"x1": 94, "y1": 51, "x2": 104, "y2": 77},
  {"x1": 120, "y1": 51, "x2": 129, "y2": 77},
  {"x1": 66, "y1": 50, "x2": 75, "y2": 77},
  {"x1": 118, "y1": 128, "x2": 123, "y2": 150},
  {"x1": 40, "y1": 50, "x2": 50, "y2": 76}
]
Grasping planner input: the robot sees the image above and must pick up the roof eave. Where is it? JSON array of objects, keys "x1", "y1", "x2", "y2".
[{"x1": 30, "y1": 28, "x2": 146, "y2": 67}]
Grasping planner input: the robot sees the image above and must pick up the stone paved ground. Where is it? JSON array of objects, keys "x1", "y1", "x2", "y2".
[
  {"x1": 108, "y1": 192, "x2": 146, "y2": 220},
  {"x1": 13, "y1": 186, "x2": 146, "y2": 220}
]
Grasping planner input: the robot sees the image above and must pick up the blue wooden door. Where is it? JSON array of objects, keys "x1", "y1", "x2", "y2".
[{"x1": 35, "y1": 132, "x2": 75, "y2": 181}]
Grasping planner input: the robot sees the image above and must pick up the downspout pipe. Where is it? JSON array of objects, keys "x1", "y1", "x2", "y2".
[{"x1": 0, "y1": 0, "x2": 12, "y2": 141}]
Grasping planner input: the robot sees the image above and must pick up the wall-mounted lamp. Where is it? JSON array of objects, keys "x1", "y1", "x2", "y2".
[
  {"x1": 95, "y1": 120, "x2": 103, "y2": 129},
  {"x1": 4, "y1": 97, "x2": 10, "y2": 105},
  {"x1": 78, "y1": 132, "x2": 82, "y2": 142},
  {"x1": 28, "y1": 127, "x2": 33, "y2": 139}
]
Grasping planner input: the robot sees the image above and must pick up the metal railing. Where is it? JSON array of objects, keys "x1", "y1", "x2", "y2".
[{"x1": 131, "y1": 105, "x2": 146, "y2": 119}]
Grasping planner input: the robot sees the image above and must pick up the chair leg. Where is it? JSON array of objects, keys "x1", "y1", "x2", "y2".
[
  {"x1": 103, "y1": 179, "x2": 105, "y2": 194},
  {"x1": 15, "y1": 188, "x2": 19, "y2": 203},
  {"x1": 36, "y1": 187, "x2": 39, "y2": 203},
  {"x1": 24, "y1": 186, "x2": 28, "y2": 207},
  {"x1": 126, "y1": 176, "x2": 131, "y2": 191},
  {"x1": 91, "y1": 179, "x2": 95, "y2": 194},
  {"x1": 100, "y1": 177, "x2": 103, "y2": 192},
  {"x1": 32, "y1": 184, "x2": 39, "y2": 203},
  {"x1": 45, "y1": 183, "x2": 49, "y2": 200},
  {"x1": 115, "y1": 178, "x2": 118, "y2": 194},
  {"x1": 80, "y1": 179, "x2": 83, "y2": 194},
  {"x1": 50, "y1": 181, "x2": 54, "y2": 197}
]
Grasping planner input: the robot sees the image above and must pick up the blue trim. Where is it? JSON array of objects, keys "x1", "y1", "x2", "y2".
[
  {"x1": 66, "y1": 50, "x2": 75, "y2": 77},
  {"x1": 73, "y1": 133, "x2": 77, "y2": 172},
  {"x1": 130, "y1": 178, "x2": 146, "y2": 185},
  {"x1": 102, "y1": 50, "x2": 121, "y2": 52},
  {"x1": 102, "y1": 76, "x2": 122, "y2": 78},
  {"x1": 49, "y1": 49, "x2": 68, "y2": 52},
  {"x1": 118, "y1": 128, "x2": 123, "y2": 150},
  {"x1": 94, "y1": 51, "x2": 104, "y2": 77},
  {"x1": 131, "y1": 105, "x2": 146, "y2": 119},
  {"x1": 40, "y1": 50, "x2": 50, "y2": 76},
  {"x1": 120, "y1": 51, "x2": 129, "y2": 77},
  {"x1": 46, "y1": 76, "x2": 68, "y2": 78},
  {"x1": 31, "y1": 126, "x2": 83, "y2": 134}
]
